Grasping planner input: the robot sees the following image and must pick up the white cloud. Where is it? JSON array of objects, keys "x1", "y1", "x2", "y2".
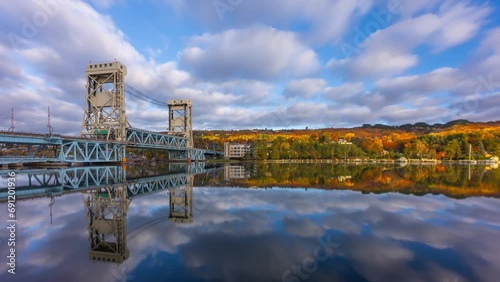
[
  {"x1": 432, "y1": 0, "x2": 490, "y2": 51},
  {"x1": 165, "y1": 0, "x2": 374, "y2": 45},
  {"x1": 323, "y1": 82, "x2": 365, "y2": 101},
  {"x1": 329, "y1": 1, "x2": 491, "y2": 80},
  {"x1": 283, "y1": 78, "x2": 326, "y2": 99},
  {"x1": 179, "y1": 26, "x2": 320, "y2": 81}
]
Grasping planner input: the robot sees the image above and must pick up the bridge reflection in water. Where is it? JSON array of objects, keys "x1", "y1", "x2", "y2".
[{"x1": 0, "y1": 163, "x2": 221, "y2": 264}]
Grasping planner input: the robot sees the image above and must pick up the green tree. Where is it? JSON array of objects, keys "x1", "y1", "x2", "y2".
[
  {"x1": 444, "y1": 139, "x2": 462, "y2": 160},
  {"x1": 270, "y1": 141, "x2": 280, "y2": 160},
  {"x1": 254, "y1": 140, "x2": 268, "y2": 160}
]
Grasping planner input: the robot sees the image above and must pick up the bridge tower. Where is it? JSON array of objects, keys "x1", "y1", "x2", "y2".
[
  {"x1": 84, "y1": 185, "x2": 129, "y2": 263},
  {"x1": 81, "y1": 62, "x2": 127, "y2": 142},
  {"x1": 168, "y1": 99, "x2": 193, "y2": 148},
  {"x1": 168, "y1": 175, "x2": 193, "y2": 223}
]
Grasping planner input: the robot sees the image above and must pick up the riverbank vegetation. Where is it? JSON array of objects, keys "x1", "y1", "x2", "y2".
[{"x1": 195, "y1": 120, "x2": 500, "y2": 161}]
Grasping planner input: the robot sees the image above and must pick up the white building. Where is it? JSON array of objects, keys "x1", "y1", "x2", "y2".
[{"x1": 224, "y1": 143, "x2": 251, "y2": 159}]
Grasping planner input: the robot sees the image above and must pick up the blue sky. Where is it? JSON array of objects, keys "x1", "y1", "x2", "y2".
[{"x1": 1, "y1": 0, "x2": 500, "y2": 134}]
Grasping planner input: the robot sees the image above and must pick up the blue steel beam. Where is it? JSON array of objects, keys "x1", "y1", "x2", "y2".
[
  {"x1": 0, "y1": 133, "x2": 126, "y2": 164},
  {"x1": 61, "y1": 166, "x2": 126, "y2": 189},
  {"x1": 189, "y1": 149, "x2": 205, "y2": 161},
  {"x1": 0, "y1": 133, "x2": 62, "y2": 145},
  {"x1": 59, "y1": 140, "x2": 126, "y2": 163},
  {"x1": 126, "y1": 128, "x2": 188, "y2": 150},
  {"x1": 1, "y1": 131, "x2": 222, "y2": 165},
  {"x1": 126, "y1": 174, "x2": 188, "y2": 198}
]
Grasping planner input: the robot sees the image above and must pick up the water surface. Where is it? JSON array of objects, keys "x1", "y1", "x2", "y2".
[{"x1": 1, "y1": 163, "x2": 499, "y2": 282}]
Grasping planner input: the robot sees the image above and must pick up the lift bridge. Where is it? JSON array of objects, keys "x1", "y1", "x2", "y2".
[
  {"x1": 0, "y1": 163, "x2": 221, "y2": 264},
  {"x1": 0, "y1": 61, "x2": 222, "y2": 167}
]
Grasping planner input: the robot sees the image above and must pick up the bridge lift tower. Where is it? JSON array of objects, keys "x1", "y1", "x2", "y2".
[
  {"x1": 168, "y1": 99, "x2": 193, "y2": 148},
  {"x1": 81, "y1": 62, "x2": 128, "y2": 142}
]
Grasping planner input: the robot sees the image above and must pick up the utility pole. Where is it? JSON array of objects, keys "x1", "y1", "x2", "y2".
[
  {"x1": 47, "y1": 107, "x2": 53, "y2": 136},
  {"x1": 8, "y1": 108, "x2": 14, "y2": 132}
]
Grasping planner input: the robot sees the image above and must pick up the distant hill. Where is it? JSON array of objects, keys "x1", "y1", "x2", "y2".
[{"x1": 195, "y1": 119, "x2": 498, "y2": 136}]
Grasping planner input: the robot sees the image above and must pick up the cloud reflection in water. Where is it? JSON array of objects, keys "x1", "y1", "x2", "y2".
[{"x1": 1, "y1": 187, "x2": 500, "y2": 282}]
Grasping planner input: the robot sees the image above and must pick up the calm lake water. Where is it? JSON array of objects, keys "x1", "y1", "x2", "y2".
[{"x1": 1, "y1": 163, "x2": 499, "y2": 282}]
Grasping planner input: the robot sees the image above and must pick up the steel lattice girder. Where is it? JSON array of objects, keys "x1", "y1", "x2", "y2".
[
  {"x1": 188, "y1": 162, "x2": 206, "y2": 174},
  {"x1": 126, "y1": 173, "x2": 188, "y2": 198},
  {"x1": 189, "y1": 149, "x2": 205, "y2": 160},
  {"x1": 62, "y1": 166, "x2": 126, "y2": 189},
  {"x1": 126, "y1": 128, "x2": 188, "y2": 149},
  {"x1": 60, "y1": 140, "x2": 125, "y2": 163},
  {"x1": 27, "y1": 144, "x2": 59, "y2": 159}
]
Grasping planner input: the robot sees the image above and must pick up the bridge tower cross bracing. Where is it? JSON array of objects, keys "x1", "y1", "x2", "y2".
[
  {"x1": 168, "y1": 99, "x2": 193, "y2": 148},
  {"x1": 81, "y1": 62, "x2": 128, "y2": 142}
]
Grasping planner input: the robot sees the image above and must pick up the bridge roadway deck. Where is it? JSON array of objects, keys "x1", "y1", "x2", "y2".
[{"x1": 0, "y1": 129, "x2": 222, "y2": 165}]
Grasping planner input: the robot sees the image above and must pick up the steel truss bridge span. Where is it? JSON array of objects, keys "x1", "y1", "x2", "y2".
[{"x1": 0, "y1": 129, "x2": 220, "y2": 165}]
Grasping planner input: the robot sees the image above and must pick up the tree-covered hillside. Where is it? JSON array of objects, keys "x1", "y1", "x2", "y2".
[{"x1": 194, "y1": 120, "x2": 500, "y2": 160}]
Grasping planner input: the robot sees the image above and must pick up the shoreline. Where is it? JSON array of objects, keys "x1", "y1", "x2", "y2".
[{"x1": 233, "y1": 158, "x2": 499, "y2": 166}]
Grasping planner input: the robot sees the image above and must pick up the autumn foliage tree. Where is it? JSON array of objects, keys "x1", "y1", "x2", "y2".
[
  {"x1": 362, "y1": 137, "x2": 383, "y2": 157},
  {"x1": 194, "y1": 120, "x2": 500, "y2": 160}
]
